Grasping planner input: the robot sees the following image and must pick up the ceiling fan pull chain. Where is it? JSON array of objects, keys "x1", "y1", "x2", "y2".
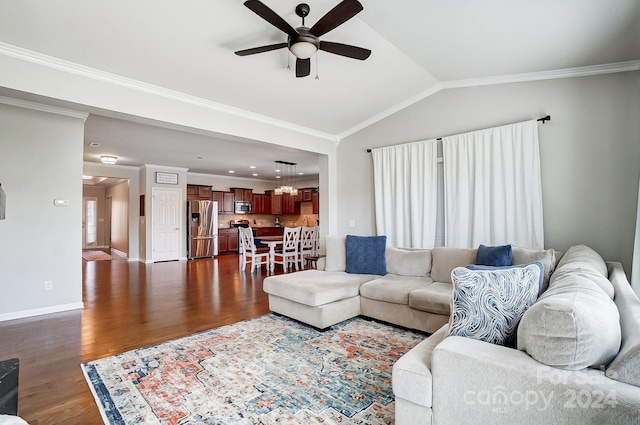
[
  {"x1": 315, "y1": 53, "x2": 320, "y2": 80},
  {"x1": 287, "y1": 52, "x2": 291, "y2": 70}
]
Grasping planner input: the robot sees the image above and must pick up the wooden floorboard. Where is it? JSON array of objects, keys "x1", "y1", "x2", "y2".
[{"x1": 0, "y1": 254, "x2": 282, "y2": 424}]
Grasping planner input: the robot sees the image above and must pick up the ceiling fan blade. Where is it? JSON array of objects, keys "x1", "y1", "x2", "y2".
[
  {"x1": 235, "y1": 43, "x2": 288, "y2": 56},
  {"x1": 319, "y1": 41, "x2": 371, "y2": 60},
  {"x1": 310, "y1": 0, "x2": 363, "y2": 37},
  {"x1": 296, "y1": 58, "x2": 311, "y2": 78},
  {"x1": 244, "y1": 0, "x2": 298, "y2": 37}
]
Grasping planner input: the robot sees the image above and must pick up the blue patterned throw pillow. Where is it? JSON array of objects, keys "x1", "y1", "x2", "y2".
[
  {"x1": 447, "y1": 263, "x2": 541, "y2": 346},
  {"x1": 345, "y1": 235, "x2": 387, "y2": 275},
  {"x1": 475, "y1": 244, "x2": 512, "y2": 266}
]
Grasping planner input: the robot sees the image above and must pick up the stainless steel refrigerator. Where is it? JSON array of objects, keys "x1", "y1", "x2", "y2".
[{"x1": 187, "y1": 200, "x2": 218, "y2": 259}]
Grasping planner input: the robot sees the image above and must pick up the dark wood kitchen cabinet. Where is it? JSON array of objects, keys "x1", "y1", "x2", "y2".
[
  {"x1": 187, "y1": 185, "x2": 212, "y2": 201},
  {"x1": 231, "y1": 188, "x2": 253, "y2": 202},
  {"x1": 211, "y1": 191, "x2": 224, "y2": 213},
  {"x1": 267, "y1": 190, "x2": 282, "y2": 215},
  {"x1": 312, "y1": 191, "x2": 319, "y2": 214},
  {"x1": 222, "y1": 192, "x2": 235, "y2": 214},
  {"x1": 218, "y1": 228, "x2": 238, "y2": 254},
  {"x1": 282, "y1": 193, "x2": 299, "y2": 214},
  {"x1": 252, "y1": 193, "x2": 270, "y2": 214}
]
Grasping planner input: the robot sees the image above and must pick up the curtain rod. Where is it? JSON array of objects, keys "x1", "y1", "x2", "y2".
[{"x1": 366, "y1": 115, "x2": 551, "y2": 153}]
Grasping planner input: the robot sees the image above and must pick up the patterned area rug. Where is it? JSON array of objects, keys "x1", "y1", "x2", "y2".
[
  {"x1": 82, "y1": 315, "x2": 425, "y2": 425},
  {"x1": 82, "y1": 250, "x2": 113, "y2": 261}
]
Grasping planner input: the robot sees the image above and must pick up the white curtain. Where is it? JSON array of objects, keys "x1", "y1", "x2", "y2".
[
  {"x1": 372, "y1": 139, "x2": 438, "y2": 248},
  {"x1": 442, "y1": 120, "x2": 544, "y2": 249}
]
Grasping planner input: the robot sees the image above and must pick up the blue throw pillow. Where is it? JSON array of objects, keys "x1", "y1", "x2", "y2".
[
  {"x1": 345, "y1": 235, "x2": 387, "y2": 275},
  {"x1": 476, "y1": 244, "x2": 512, "y2": 266},
  {"x1": 447, "y1": 263, "x2": 541, "y2": 346},
  {"x1": 467, "y1": 261, "x2": 545, "y2": 294}
]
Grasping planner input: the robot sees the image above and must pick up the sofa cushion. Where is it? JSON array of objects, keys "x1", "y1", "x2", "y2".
[
  {"x1": 447, "y1": 263, "x2": 541, "y2": 346},
  {"x1": 385, "y1": 247, "x2": 431, "y2": 277},
  {"x1": 511, "y1": 245, "x2": 556, "y2": 292},
  {"x1": 324, "y1": 236, "x2": 346, "y2": 272},
  {"x1": 392, "y1": 324, "x2": 449, "y2": 408},
  {"x1": 408, "y1": 281, "x2": 453, "y2": 315},
  {"x1": 359, "y1": 275, "x2": 431, "y2": 305},
  {"x1": 430, "y1": 247, "x2": 477, "y2": 283},
  {"x1": 517, "y1": 272, "x2": 621, "y2": 370},
  {"x1": 606, "y1": 262, "x2": 640, "y2": 386},
  {"x1": 345, "y1": 235, "x2": 387, "y2": 275},
  {"x1": 475, "y1": 244, "x2": 512, "y2": 266},
  {"x1": 263, "y1": 270, "x2": 376, "y2": 307},
  {"x1": 552, "y1": 244, "x2": 608, "y2": 279}
]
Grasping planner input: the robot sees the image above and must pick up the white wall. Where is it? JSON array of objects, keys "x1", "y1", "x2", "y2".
[
  {"x1": 106, "y1": 180, "x2": 129, "y2": 255},
  {"x1": 339, "y1": 72, "x2": 640, "y2": 275},
  {"x1": 0, "y1": 103, "x2": 85, "y2": 319}
]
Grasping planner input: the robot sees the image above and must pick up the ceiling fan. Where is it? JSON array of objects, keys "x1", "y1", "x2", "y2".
[{"x1": 235, "y1": 0, "x2": 371, "y2": 78}]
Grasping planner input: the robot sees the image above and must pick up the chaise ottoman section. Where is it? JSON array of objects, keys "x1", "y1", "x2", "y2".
[{"x1": 263, "y1": 270, "x2": 378, "y2": 329}]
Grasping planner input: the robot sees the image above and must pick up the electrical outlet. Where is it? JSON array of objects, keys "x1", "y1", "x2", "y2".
[
  {"x1": 44, "y1": 280, "x2": 53, "y2": 291},
  {"x1": 348, "y1": 219, "x2": 356, "y2": 228}
]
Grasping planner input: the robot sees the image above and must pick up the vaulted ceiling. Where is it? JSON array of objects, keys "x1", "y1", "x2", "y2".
[{"x1": 1, "y1": 0, "x2": 638, "y2": 180}]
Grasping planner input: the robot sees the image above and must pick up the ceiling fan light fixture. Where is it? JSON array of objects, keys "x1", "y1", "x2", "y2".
[{"x1": 290, "y1": 41, "x2": 317, "y2": 59}]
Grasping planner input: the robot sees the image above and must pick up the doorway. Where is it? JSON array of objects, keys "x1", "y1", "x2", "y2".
[{"x1": 82, "y1": 177, "x2": 129, "y2": 258}]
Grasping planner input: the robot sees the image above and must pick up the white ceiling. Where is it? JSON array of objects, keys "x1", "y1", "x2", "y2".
[{"x1": 1, "y1": 0, "x2": 638, "y2": 181}]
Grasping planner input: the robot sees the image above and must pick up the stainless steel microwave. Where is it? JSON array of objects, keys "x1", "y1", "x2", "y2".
[{"x1": 234, "y1": 201, "x2": 252, "y2": 214}]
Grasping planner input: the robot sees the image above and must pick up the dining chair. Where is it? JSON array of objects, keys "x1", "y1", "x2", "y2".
[
  {"x1": 238, "y1": 227, "x2": 270, "y2": 272},
  {"x1": 298, "y1": 226, "x2": 318, "y2": 269},
  {"x1": 273, "y1": 226, "x2": 300, "y2": 272}
]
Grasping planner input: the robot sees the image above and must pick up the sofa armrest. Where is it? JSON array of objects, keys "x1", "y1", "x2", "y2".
[{"x1": 431, "y1": 336, "x2": 640, "y2": 425}]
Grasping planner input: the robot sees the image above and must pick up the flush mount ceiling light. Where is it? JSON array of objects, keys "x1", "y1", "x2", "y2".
[
  {"x1": 82, "y1": 175, "x2": 93, "y2": 180},
  {"x1": 100, "y1": 155, "x2": 118, "y2": 165}
]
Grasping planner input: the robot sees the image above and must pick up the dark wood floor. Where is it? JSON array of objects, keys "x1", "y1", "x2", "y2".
[{"x1": 0, "y1": 254, "x2": 279, "y2": 425}]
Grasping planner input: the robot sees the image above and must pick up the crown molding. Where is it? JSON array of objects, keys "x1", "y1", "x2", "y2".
[
  {"x1": 339, "y1": 60, "x2": 640, "y2": 139},
  {"x1": 0, "y1": 94, "x2": 88, "y2": 120},
  {"x1": 338, "y1": 84, "x2": 444, "y2": 140},
  {"x1": 443, "y1": 60, "x2": 640, "y2": 90},
  {"x1": 0, "y1": 42, "x2": 338, "y2": 143}
]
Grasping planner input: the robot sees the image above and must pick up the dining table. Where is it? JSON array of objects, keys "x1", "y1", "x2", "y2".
[{"x1": 254, "y1": 235, "x2": 283, "y2": 272}]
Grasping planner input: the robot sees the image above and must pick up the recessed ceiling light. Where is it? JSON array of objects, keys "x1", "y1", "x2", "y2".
[
  {"x1": 276, "y1": 176, "x2": 281, "y2": 179},
  {"x1": 298, "y1": 172, "x2": 304, "y2": 175},
  {"x1": 250, "y1": 165, "x2": 256, "y2": 169},
  {"x1": 82, "y1": 175, "x2": 93, "y2": 180},
  {"x1": 275, "y1": 169, "x2": 281, "y2": 172},
  {"x1": 88, "y1": 142, "x2": 100, "y2": 147},
  {"x1": 252, "y1": 173, "x2": 258, "y2": 176},
  {"x1": 229, "y1": 170, "x2": 235, "y2": 174}
]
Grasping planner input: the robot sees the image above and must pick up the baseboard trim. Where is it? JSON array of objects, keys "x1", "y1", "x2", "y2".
[
  {"x1": 0, "y1": 302, "x2": 84, "y2": 322},
  {"x1": 110, "y1": 248, "x2": 128, "y2": 259}
]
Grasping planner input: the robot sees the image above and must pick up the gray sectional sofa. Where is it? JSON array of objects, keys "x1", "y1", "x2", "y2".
[{"x1": 262, "y1": 238, "x2": 640, "y2": 424}]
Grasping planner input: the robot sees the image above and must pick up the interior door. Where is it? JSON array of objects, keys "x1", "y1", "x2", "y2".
[
  {"x1": 152, "y1": 188, "x2": 181, "y2": 262},
  {"x1": 82, "y1": 197, "x2": 98, "y2": 249}
]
